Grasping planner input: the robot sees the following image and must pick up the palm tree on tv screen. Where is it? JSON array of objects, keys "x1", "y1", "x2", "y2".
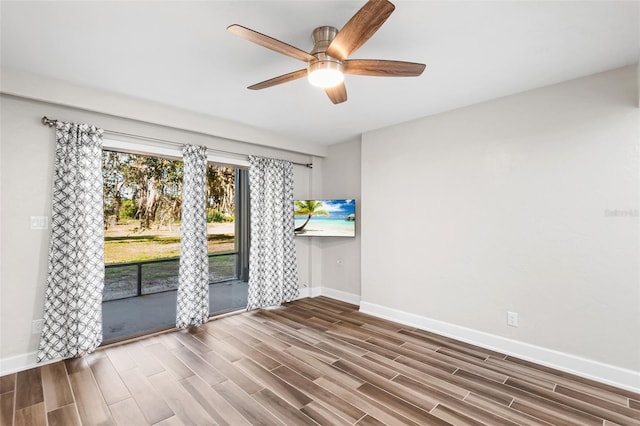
[{"x1": 294, "y1": 200, "x2": 329, "y2": 232}]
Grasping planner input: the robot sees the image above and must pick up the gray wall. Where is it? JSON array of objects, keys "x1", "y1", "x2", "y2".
[
  {"x1": 361, "y1": 65, "x2": 639, "y2": 373},
  {"x1": 320, "y1": 138, "x2": 362, "y2": 299}
]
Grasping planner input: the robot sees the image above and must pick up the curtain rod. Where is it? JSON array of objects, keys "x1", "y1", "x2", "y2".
[{"x1": 41, "y1": 116, "x2": 313, "y2": 168}]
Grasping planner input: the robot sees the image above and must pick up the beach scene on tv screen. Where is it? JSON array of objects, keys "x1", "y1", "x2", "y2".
[{"x1": 294, "y1": 199, "x2": 355, "y2": 237}]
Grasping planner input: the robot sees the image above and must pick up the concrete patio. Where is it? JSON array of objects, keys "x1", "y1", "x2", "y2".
[{"x1": 102, "y1": 280, "x2": 248, "y2": 342}]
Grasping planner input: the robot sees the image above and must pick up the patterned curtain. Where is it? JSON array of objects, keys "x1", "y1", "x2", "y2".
[
  {"x1": 38, "y1": 121, "x2": 104, "y2": 362},
  {"x1": 176, "y1": 145, "x2": 210, "y2": 328},
  {"x1": 247, "y1": 156, "x2": 299, "y2": 309}
]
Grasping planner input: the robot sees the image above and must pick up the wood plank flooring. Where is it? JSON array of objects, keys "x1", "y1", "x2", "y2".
[{"x1": 2, "y1": 297, "x2": 639, "y2": 425}]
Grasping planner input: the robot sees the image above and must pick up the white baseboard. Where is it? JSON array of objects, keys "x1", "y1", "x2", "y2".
[
  {"x1": 360, "y1": 301, "x2": 640, "y2": 393},
  {"x1": 296, "y1": 286, "x2": 360, "y2": 304},
  {"x1": 316, "y1": 287, "x2": 361, "y2": 305},
  {"x1": 296, "y1": 286, "x2": 360, "y2": 305},
  {"x1": 296, "y1": 286, "x2": 321, "y2": 299},
  {"x1": 0, "y1": 351, "x2": 64, "y2": 376}
]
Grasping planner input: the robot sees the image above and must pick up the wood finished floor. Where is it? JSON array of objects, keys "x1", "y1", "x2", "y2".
[{"x1": 1, "y1": 296, "x2": 639, "y2": 426}]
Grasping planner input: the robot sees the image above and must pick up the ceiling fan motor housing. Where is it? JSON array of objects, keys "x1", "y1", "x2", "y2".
[{"x1": 309, "y1": 26, "x2": 343, "y2": 73}]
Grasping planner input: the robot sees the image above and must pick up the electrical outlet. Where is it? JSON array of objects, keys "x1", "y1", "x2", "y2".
[
  {"x1": 507, "y1": 311, "x2": 519, "y2": 327},
  {"x1": 32, "y1": 319, "x2": 44, "y2": 334}
]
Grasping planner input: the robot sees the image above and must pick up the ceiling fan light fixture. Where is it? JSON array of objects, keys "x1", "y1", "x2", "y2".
[{"x1": 307, "y1": 60, "x2": 344, "y2": 88}]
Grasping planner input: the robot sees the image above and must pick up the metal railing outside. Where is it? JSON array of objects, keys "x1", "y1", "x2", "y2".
[{"x1": 104, "y1": 252, "x2": 238, "y2": 301}]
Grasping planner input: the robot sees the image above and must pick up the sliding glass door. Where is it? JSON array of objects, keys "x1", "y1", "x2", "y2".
[{"x1": 101, "y1": 149, "x2": 248, "y2": 343}]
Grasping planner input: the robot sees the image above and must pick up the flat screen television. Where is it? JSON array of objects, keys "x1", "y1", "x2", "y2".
[{"x1": 293, "y1": 199, "x2": 355, "y2": 237}]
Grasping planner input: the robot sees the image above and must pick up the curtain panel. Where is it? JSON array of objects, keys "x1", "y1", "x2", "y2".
[
  {"x1": 176, "y1": 144, "x2": 210, "y2": 328},
  {"x1": 38, "y1": 121, "x2": 105, "y2": 362},
  {"x1": 247, "y1": 156, "x2": 299, "y2": 309}
]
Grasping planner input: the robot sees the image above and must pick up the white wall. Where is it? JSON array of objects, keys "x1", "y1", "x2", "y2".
[
  {"x1": 0, "y1": 94, "x2": 320, "y2": 369},
  {"x1": 320, "y1": 138, "x2": 362, "y2": 302},
  {"x1": 294, "y1": 157, "x2": 324, "y2": 293},
  {"x1": 361, "y1": 65, "x2": 639, "y2": 389}
]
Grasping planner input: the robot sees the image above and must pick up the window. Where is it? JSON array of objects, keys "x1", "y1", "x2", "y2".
[{"x1": 101, "y1": 148, "x2": 248, "y2": 343}]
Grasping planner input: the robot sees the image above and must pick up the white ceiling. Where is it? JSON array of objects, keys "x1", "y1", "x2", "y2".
[{"x1": 1, "y1": 1, "x2": 638, "y2": 147}]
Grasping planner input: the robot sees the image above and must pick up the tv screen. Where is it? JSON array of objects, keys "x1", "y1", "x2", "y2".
[{"x1": 293, "y1": 199, "x2": 355, "y2": 237}]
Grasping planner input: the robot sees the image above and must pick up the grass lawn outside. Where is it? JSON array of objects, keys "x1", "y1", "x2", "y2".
[{"x1": 105, "y1": 221, "x2": 235, "y2": 264}]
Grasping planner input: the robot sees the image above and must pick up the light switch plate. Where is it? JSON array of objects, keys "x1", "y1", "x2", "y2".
[{"x1": 30, "y1": 216, "x2": 48, "y2": 230}]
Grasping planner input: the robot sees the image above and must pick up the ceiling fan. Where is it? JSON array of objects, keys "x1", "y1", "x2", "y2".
[{"x1": 227, "y1": 0, "x2": 426, "y2": 104}]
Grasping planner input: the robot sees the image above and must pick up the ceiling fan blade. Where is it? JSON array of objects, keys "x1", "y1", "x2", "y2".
[
  {"x1": 325, "y1": 82, "x2": 347, "y2": 104},
  {"x1": 344, "y1": 59, "x2": 426, "y2": 76},
  {"x1": 228, "y1": 24, "x2": 316, "y2": 62},
  {"x1": 248, "y1": 69, "x2": 308, "y2": 90},
  {"x1": 326, "y1": 0, "x2": 395, "y2": 61}
]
